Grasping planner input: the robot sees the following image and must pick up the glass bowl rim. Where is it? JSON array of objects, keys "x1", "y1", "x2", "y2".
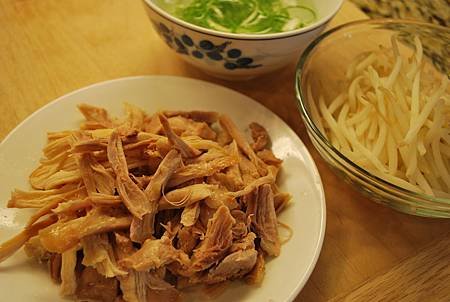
[{"x1": 295, "y1": 18, "x2": 450, "y2": 206}]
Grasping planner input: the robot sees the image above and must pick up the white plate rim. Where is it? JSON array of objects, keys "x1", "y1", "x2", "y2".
[{"x1": 0, "y1": 75, "x2": 326, "y2": 302}]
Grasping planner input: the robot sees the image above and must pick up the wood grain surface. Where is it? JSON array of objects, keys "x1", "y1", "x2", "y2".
[{"x1": 0, "y1": 1, "x2": 449, "y2": 301}]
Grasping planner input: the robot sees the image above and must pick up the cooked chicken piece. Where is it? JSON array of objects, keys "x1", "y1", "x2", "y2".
[
  {"x1": 230, "y1": 210, "x2": 251, "y2": 240},
  {"x1": 206, "y1": 249, "x2": 257, "y2": 284},
  {"x1": 77, "y1": 266, "x2": 119, "y2": 302},
  {"x1": 180, "y1": 202, "x2": 200, "y2": 227},
  {"x1": 229, "y1": 232, "x2": 256, "y2": 253},
  {"x1": 147, "y1": 271, "x2": 181, "y2": 302},
  {"x1": 79, "y1": 153, "x2": 116, "y2": 195},
  {"x1": 60, "y1": 245, "x2": 78, "y2": 296},
  {"x1": 257, "y1": 149, "x2": 282, "y2": 166},
  {"x1": 168, "y1": 116, "x2": 217, "y2": 140},
  {"x1": 107, "y1": 130, "x2": 151, "y2": 219},
  {"x1": 226, "y1": 163, "x2": 244, "y2": 190},
  {"x1": 52, "y1": 198, "x2": 92, "y2": 216},
  {"x1": 78, "y1": 103, "x2": 118, "y2": 130},
  {"x1": 183, "y1": 233, "x2": 257, "y2": 286},
  {"x1": 208, "y1": 170, "x2": 243, "y2": 193},
  {"x1": 190, "y1": 206, "x2": 235, "y2": 272},
  {"x1": 163, "y1": 110, "x2": 219, "y2": 124},
  {"x1": 130, "y1": 150, "x2": 182, "y2": 243},
  {"x1": 182, "y1": 136, "x2": 223, "y2": 151},
  {"x1": 273, "y1": 192, "x2": 291, "y2": 214},
  {"x1": 129, "y1": 215, "x2": 154, "y2": 245},
  {"x1": 176, "y1": 225, "x2": 202, "y2": 255},
  {"x1": 130, "y1": 175, "x2": 152, "y2": 189},
  {"x1": 167, "y1": 153, "x2": 238, "y2": 188},
  {"x1": 216, "y1": 124, "x2": 233, "y2": 146},
  {"x1": 123, "y1": 103, "x2": 147, "y2": 130},
  {"x1": 245, "y1": 251, "x2": 265, "y2": 285},
  {"x1": 78, "y1": 153, "x2": 97, "y2": 195},
  {"x1": 89, "y1": 193, "x2": 123, "y2": 205},
  {"x1": 219, "y1": 115, "x2": 267, "y2": 176},
  {"x1": 114, "y1": 233, "x2": 149, "y2": 302},
  {"x1": 24, "y1": 235, "x2": 51, "y2": 263},
  {"x1": 0, "y1": 216, "x2": 57, "y2": 263},
  {"x1": 159, "y1": 184, "x2": 218, "y2": 210},
  {"x1": 144, "y1": 113, "x2": 163, "y2": 134},
  {"x1": 119, "y1": 235, "x2": 189, "y2": 272},
  {"x1": 39, "y1": 210, "x2": 131, "y2": 253},
  {"x1": 49, "y1": 253, "x2": 62, "y2": 282},
  {"x1": 82, "y1": 234, "x2": 127, "y2": 278},
  {"x1": 246, "y1": 184, "x2": 280, "y2": 256},
  {"x1": 249, "y1": 122, "x2": 270, "y2": 152},
  {"x1": 204, "y1": 189, "x2": 239, "y2": 210},
  {"x1": 238, "y1": 153, "x2": 259, "y2": 185},
  {"x1": 183, "y1": 147, "x2": 227, "y2": 165},
  {"x1": 197, "y1": 203, "x2": 216, "y2": 228},
  {"x1": 115, "y1": 233, "x2": 181, "y2": 302},
  {"x1": 227, "y1": 172, "x2": 275, "y2": 198},
  {"x1": 159, "y1": 114, "x2": 201, "y2": 158}
]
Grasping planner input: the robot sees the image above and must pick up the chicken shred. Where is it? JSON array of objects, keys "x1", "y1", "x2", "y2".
[
  {"x1": 159, "y1": 114, "x2": 201, "y2": 158},
  {"x1": 107, "y1": 130, "x2": 151, "y2": 219},
  {"x1": 60, "y1": 245, "x2": 79, "y2": 296},
  {"x1": 39, "y1": 210, "x2": 131, "y2": 253},
  {"x1": 190, "y1": 206, "x2": 235, "y2": 272},
  {"x1": 0, "y1": 104, "x2": 291, "y2": 302},
  {"x1": 119, "y1": 236, "x2": 189, "y2": 272},
  {"x1": 81, "y1": 233, "x2": 127, "y2": 278},
  {"x1": 249, "y1": 122, "x2": 270, "y2": 152},
  {"x1": 130, "y1": 149, "x2": 182, "y2": 243},
  {"x1": 247, "y1": 184, "x2": 280, "y2": 256},
  {"x1": 163, "y1": 110, "x2": 219, "y2": 124}
]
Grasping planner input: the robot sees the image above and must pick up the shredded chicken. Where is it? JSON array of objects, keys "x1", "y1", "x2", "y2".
[
  {"x1": 82, "y1": 233, "x2": 127, "y2": 278},
  {"x1": 130, "y1": 149, "x2": 182, "y2": 243},
  {"x1": 168, "y1": 116, "x2": 217, "y2": 140},
  {"x1": 246, "y1": 251, "x2": 266, "y2": 285},
  {"x1": 60, "y1": 245, "x2": 79, "y2": 296},
  {"x1": 0, "y1": 104, "x2": 292, "y2": 301},
  {"x1": 247, "y1": 184, "x2": 280, "y2": 256},
  {"x1": 77, "y1": 266, "x2": 119, "y2": 302},
  {"x1": 119, "y1": 235, "x2": 189, "y2": 272},
  {"x1": 163, "y1": 110, "x2": 219, "y2": 124},
  {"x1": 190, "y1": 206, "x2": 235, "y2": 272},
  {"x1": 249, "y1": 122, "x2": 270, "y2": 151},
  {"x1": 39, "y1": 210, "x2": 131, "y2": 253},
  {"x1": 159, "y1": 114, "x2": 201, "y2": 158}
]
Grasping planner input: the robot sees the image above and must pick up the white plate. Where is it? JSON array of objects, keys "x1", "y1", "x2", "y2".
[{"x1": 0, "y1": 76, "x2": 325, "y2": 302}]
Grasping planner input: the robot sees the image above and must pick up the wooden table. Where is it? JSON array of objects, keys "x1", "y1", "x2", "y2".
[{"x1": 1, "y1": 1, "x2": 449, "y2": 301}]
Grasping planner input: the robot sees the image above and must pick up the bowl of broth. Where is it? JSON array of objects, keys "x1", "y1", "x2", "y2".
[{"x1": 142, "y1": 0, "x2": 343, "y2": 79}]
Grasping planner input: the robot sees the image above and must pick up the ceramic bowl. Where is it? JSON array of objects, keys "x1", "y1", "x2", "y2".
[{"x1": 142, "y1": 0, "x2": 343, "y2": 80}]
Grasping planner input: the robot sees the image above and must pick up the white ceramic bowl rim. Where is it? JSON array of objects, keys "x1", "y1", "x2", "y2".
[{"x1": 143, "y1": 0, "x2": 343, "y2": 40}]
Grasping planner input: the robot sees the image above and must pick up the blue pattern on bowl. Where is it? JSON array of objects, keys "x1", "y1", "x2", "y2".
[{"x1": 153, "y1": 21, "x2": 262, "y2": 70}]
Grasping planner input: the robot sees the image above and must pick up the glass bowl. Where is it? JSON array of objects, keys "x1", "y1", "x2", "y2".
[{"x1": 295, "y1": 19, "x2": 450, "y2": 218}]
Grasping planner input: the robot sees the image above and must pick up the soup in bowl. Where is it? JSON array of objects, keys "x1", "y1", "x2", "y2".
[{"x1": 142, "y1": 0, "x2": 344, "y2": 79}]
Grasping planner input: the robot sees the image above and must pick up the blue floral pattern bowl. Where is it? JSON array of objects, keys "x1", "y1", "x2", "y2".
[
  {"x1": 143, "y1": 0, "x2": 343, "y2": 80},
  {"x1": 153, "y1": 21, "x2": 262, "y2": 70}
]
